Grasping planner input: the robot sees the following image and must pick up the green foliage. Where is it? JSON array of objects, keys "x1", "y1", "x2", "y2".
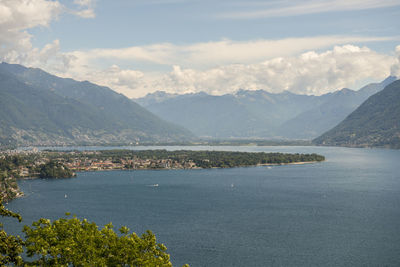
[
  {"x1": 73, "y1": 149, "x2": 325, "y2": 168},
  {"x1": 23, "y1": 216, "x2": 173, "y2": 266},
  {"x1": 0, "y1": 156, "x2": 25, "y2": 201},
  {"x1": 0, "y1": 200, "x2": 22, "y2": 223},
  {"x1": 36, "y1": 160, "x2": 75, "y2": 178},
  {"x1": 0, "y1": 198, "x2": 184, "y2": 266},
  {"x1": 0, "y1": 156, "x2": 25, "y2": 174},
  {"x1": 0, "y1": 198, "x2": 24, "y2": 266}
]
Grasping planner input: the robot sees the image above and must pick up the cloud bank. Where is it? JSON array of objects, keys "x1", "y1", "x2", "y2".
[
  {"x1": 64, "y1": 44, "x2": 397, "y2": 97},
  {"x1": 67, "y1": 35, "x2": 393, "y2": 69}
]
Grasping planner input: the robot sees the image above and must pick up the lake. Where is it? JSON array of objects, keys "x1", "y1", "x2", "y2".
[{"x1": 4, "y1": 146, "x2": 400, "y2": 266}]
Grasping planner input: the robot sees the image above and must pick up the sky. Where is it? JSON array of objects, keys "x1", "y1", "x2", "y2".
[{"x1": 0, "y1": 0, "x2": 400, "y2": 97}]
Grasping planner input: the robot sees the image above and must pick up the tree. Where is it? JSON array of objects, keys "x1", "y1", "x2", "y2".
[
  {"x1": 23, "y1": 216, "x2": 173, "y2": 266},
  {"x1": 0, "y1": 198, "x2": 24, "y2": 266},
  {"x1": 37, "y1": 160, "x2": 75, "y2": 178},
  {"x1": 0, "y1": 198, "x2": 187, "y2": 266}
]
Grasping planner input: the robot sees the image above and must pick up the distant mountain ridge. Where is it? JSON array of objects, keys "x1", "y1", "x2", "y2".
[
  {"x1": 278, "y1": 76, "x2": 397, "y2": 138},
  {"x1": 134, "y1": 77, "x2": 396, "y2": 139},
  {"x1": 0, "y1": 62, "x2": 193, "y2": 146},
  {"x1": 136, "y1": 90, "x2": 321, "y2": 138},
  {"x1": 313, "y1": 79, "x2": 400, "y2": 148}
]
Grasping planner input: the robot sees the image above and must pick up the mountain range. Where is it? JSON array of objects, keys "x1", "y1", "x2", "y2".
[
  {"x1": 314, "y1": 79, "x2": 400, "y2": 148},
  {"x1": 134, "y1": 76, "x2": 396, "y2": 140},
  {"x1": 1, "y1": 62, "x2": 398, "y2": 148},
  {"x1": 0, "y1": 63, "x2": 193, "y2": 146}
]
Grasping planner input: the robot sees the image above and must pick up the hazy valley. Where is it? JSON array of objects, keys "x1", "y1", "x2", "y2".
[{"x1": 135, "y1": 76, "x2": 397, "y2": 141}]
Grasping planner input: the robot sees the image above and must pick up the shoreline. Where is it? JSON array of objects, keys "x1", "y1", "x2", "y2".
[
  {"x1": 257, "y1": 161, "x2": 321, "y2": 166},
  {"x1": 22, "y1": 160, "x2": 324, "y2": 175},
  {"x1": 11, "y1": 160, "x2": 324, "y2": 201}
]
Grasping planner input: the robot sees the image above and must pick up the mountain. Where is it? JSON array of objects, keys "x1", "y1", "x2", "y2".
[
  {"x1": 0, "y1": 62, "x2": 193, "y2": 146},
  {"x1": 134, "y1": 78, "x2": 395, "y2": 139},
  {"x1": 136, "y1": 90, "x2": 323, "y2": 138},
  {"x1": 313, "y1": 79, "x2": 400, "y2": 148},
  {"x1": 135, "y1": 91, "x2": 180, "y2": 107},
  {"x1": 278, "y1": 76, "x2": 397, "y2": 138}
]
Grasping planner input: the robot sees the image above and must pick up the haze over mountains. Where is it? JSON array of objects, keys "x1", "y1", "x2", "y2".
[
  {"x1": 1, "y1": 62, "x2": 399, "y2": 148},
  {"x1": 0, "y1": 63, "x2": 192, "y2": 146},
  {"x1": 135, "y1": 76, "x2": 396, "y2": 140},
  {"x1": 314, "y1": 79, "x2": 400, "y2": 148}
]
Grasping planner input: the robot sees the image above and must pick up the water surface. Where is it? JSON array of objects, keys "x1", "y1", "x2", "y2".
[{"x1": 4, "y1": 146, "x2": 400, "y2": 266}]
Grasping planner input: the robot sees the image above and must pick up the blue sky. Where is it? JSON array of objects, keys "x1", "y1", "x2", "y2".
[
  {"x1": 32, "y1": 1, "x2": 400, "y2": 50},
  {"x1": 1, "y1": 0, "x2": 400, "y2": 97}
]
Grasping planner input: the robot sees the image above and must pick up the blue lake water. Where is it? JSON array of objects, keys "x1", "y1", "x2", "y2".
[{"x1": 4, "y1": 146, "x2": 400, "y2": 266}]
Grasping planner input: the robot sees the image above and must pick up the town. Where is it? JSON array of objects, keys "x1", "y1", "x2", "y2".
[{"x1": 62, "y1": 152, "x2": 199, "y2": 171}]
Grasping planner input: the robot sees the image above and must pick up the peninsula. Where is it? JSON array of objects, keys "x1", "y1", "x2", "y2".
[{"x1": 1, "y1": 149, "x2": 325, "y2": 200}]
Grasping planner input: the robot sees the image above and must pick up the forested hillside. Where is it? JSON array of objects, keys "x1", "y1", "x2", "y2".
[
  {"x1": 314, "y1": 80, "x2": 400, "y2": 148},
  {"x1": 0, "y1": 63, "x2": 193, "y2": 146}
]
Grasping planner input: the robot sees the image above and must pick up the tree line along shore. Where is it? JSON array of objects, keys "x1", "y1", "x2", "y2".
[{"x1": 0, "y1": 149, "x2": 325, "y2": 201}]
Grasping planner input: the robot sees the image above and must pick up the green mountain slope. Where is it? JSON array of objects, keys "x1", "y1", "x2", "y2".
[
  {"x1": 0, "y1": 63, "x2": 193, "y2": 146},
  {"x1": 313, "y1": 80, "x2": 400, "y2": 148}
]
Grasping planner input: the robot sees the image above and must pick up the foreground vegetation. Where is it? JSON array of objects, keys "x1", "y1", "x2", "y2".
[{"x1": 0, "y1": 199, "x2": 183, "y2": 266}]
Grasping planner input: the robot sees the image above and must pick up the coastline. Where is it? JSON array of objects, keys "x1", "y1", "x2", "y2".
[
  {"x1": 68, "y1": 159, "x2": 324, "y2": 172},
  {"x1": 4, "y1": 150, "x2": 325, "y2": 201},
  {"x1": 11, "y1": 160, "x2": 323, "y2": 200},
  {"x1": 257, "y1": 161, "x2": 321, "y2": 166}
]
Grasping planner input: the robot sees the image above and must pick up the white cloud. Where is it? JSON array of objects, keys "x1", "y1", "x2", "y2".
[
  {"x1": 56, "y1": 35, "x2": 398, "y2": 97},
  {"x1": 390, "y1": 45, "x2": 400, "y2": 77},
  {"x1": 72, "y1": 0, "x2": 96, "y2": 18},
  {"x1": 86, "y1": 65, "x2": 145, "y2": 94},
  {"x1": 74, "y1": 0, "x2": 93, "y2": 5},
  {"x1": 63, "y1": 44, "x2": 397, "y2": 98},
  {"x1": 218, "y1": 0, "x2": 400, "y2": 19},
  {"x1": 0, "y1": 0, "x2": 94, "y2": 69},
  {"x1": 67, "y1": 35, "x2": 394, "y2": 70},
  {"x1": 131, "y1": 45, "x2": 394, "y2": 96},
  {"x1": 0, "y1": 0, "x2": 62, "y2": 65}
]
